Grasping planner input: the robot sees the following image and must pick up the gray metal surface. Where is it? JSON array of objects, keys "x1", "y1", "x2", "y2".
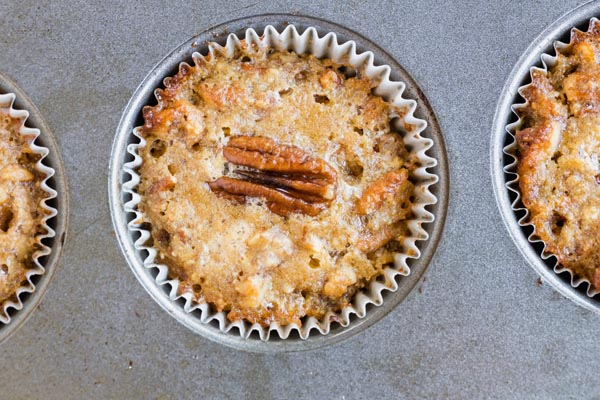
[
  {"x1": 0, "y1": 0, "x2": 598, "y2": 398},
  {"x1": 491, "y1": 2, "x2": 600, "y2": 315},
  {"x1": 109, "y1": 15, "x2": 449, "y2": 353}
]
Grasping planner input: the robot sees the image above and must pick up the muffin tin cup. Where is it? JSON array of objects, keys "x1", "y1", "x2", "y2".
[
  {"x1": 491, "y1": 2, "x2": 600, "y2": 313},
  {"x1": 0, "y1": 72, "x2": 68, "y2": 343},
  {"x1": 110, "y1": 14, "x2": 449, "y2": 352}
]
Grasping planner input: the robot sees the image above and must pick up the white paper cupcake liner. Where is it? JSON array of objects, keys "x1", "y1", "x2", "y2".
[
  {"x1": 0, "y1": 92, "x2": 57, "y2": 324},
  {"x1": 504, "y1": 17, "x2": 600, "y2": 297},
  {"x1": 123, "y1": 24, "x2": 438, "y2": 340}
]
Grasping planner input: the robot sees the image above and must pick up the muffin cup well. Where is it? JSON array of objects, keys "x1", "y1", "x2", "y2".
[
  {"x1": 502, "y1": 16, "x2": 600, "y2": 299},
  {"x1": 112, "y1": 16, "x2": 447, "y2": 350},
  {"x1": 125, "y1": 25, "x2": 438, "y2": 340},
  {"x1": 0, "y1": 92, "x2": 58, "y2": 324}
]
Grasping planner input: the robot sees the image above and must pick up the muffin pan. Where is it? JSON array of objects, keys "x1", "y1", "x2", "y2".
[
  {"x1": 9, "y1": 1, "x2": 600, "y2": 397},
  {"x1": 491, "y1": 1, "x2": 600, "y2": 314},
  {"x1": 0, "y1": 72, "x2": 68, "y2": 344},
  {"x1": 109, "y1": 14, "x2": 449, "y2": 352}
]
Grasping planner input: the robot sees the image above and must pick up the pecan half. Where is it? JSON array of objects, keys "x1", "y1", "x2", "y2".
[
  {"x1": 208, "y1": 177, "x2": 327, "y2": 216},
  {"x1": 208, "y1": 136, "x2": 337, "y2": 217}
]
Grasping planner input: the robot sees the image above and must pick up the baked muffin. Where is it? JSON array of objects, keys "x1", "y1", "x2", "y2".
[
  {"x1": 0, "y1": 109, "x2": 46, "y2": 307},
  {"x1": 138, "y1": 44, "x2": 417, "y2": 326},
  {"x1": 516, "y1": 21, "x2": 600, "y2": 291}
]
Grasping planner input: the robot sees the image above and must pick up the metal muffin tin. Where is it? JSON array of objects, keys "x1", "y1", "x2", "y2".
[
  {"x1": 491, "y1": 1, "x2": 600, "y2": 314},
  {"x1": 109, "y1": 14, "x2": 449, "y2": 352},
  {"x1": 0, "y1": 71, "x2": 69, "y2": 343}
]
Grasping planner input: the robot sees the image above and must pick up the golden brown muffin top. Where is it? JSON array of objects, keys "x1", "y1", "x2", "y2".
[
  {"x1": 0, "y1": 109, "x2": 46, "y2": 307},
  {"x1": 138, "y1": 44, "x2": 417, "y2": 326},
  {"x1": 517, "y1": 20, "x2": 600, "y2": 290}
]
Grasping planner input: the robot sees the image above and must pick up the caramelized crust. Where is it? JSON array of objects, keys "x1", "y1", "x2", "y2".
[
  {"x1": 0, "y1": 111, "x2": 46, "y2": 306},
  {"x1": 517, "y1": 20, "x2": 600, "y2": 290},
  {"x1": 138, "y1": 44, "x2": 416, "y2": 326}
]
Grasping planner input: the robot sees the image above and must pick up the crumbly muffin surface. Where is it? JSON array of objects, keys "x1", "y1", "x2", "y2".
[
  {"x1": 517, "y1": 21, "x2": 600, "y2": 290},
  {"x1": 0, "y1": 110, "x2": 45, "y2": 306},
  {"x1": 139, "y1": 45, "x2": 417, "y2": 326}
]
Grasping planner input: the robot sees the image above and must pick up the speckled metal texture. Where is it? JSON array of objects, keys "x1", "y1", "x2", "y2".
[
  {"x1": 491, "y1": 1, "x2": 600, "y2": 314},
  {"x1": 1, "y1": 0, "x2": 600, "y2": 399},
  {"x1": 109, "y1": 15, "x2": 448, "y2": 352}
]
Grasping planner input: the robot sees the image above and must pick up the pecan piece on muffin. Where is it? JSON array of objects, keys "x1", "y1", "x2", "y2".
[{"x1": 208, "y1": 135, "x2": 337, "y2": 217}]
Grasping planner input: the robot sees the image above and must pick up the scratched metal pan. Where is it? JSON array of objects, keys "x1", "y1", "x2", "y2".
[
  {"x1": 491, "y1": 2, "x2": 600, "y2": 314},
  {"x1": 0, "y1": 71, "x2": 69, "y2": 344},
  {"x1": 109, "y1": 14, "x2": 449, "y2": 352}
]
